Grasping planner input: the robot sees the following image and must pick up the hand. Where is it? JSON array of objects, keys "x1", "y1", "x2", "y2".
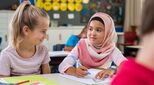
[
  {"x1": 75, "y1": 66, "x2": 88, "y2": 77},
  {"x1": 95, "y1": 68, "x2": 115, "y2": 80}
]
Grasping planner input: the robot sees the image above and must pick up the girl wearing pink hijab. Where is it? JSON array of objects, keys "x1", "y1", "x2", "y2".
[{"x1": 59, "y1": 12, "x2": 127, "y2": 79}]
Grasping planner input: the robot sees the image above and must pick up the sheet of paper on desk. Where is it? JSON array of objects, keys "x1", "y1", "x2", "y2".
[
  {"x1": 60, "y1": 69, "x2": 111, "y2": 85},
  {"x1": 0, "y1": 78, "x2": 7, "y2": 83},
  {"x1": 2, "y1": 75, "x2": 58, "y2": 85}
]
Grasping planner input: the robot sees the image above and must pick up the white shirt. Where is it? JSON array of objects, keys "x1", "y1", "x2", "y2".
[{"x1": 0, "y1": 44, "x2": 50, "y2": 76}]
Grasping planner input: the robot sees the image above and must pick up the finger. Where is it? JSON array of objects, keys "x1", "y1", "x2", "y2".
[
  {"x1": 76, "y1": 68, "x2": 87, "y2": 77},
  {"x1": 76, "y1": 72, "x2": 86, "y2": 77},
  {"x1": 80, "y1": 66, "x2": 88, "y2": 71},
  {"x1": 95, "y1": 71, "x2": 104, "y2": 79},
  {"x1": 101, "y1": 73, "x2": 110, "y2": 80},
  {"x1": 79, "y1": 66, "x2": 88, "y2": 75}
]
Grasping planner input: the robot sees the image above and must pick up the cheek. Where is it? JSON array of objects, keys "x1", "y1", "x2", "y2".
[
  {"x1": 33, "y1": 33, "x2": 42, "y2": 39},
  {"x1": 87, "y1": 31, "x2": 91, "y2": 35}
]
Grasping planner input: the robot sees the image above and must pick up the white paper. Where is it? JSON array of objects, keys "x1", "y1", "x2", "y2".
[
  {"x1": 68, "y1": 14, "x2": 74, "y2": 19},
  {"x1": 59, "y1": 69, "x2": 111, "y2": 85},
  {"x1": 0, "y1": 78, "x2": 7, "y2": 83},
  {"x1": 86, "y1": 69, "x2": 102, "y2": 79},
  {"x1": 53, "y1": 13, "x2": 60, "y2": 19}
]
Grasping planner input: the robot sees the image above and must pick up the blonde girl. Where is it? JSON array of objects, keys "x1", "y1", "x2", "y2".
[{"x1": 0, "y1": 1, "x2": 50, "y2": 77}]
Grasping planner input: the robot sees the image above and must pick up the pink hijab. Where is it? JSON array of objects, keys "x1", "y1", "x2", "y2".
[{"x1": 77, "y1": 12, "x2": 117, "y2": 68}]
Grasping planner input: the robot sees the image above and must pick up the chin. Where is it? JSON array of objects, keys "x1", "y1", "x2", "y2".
[{"x1": 90, "y1": 40, "x2": 95, "y2": 43}]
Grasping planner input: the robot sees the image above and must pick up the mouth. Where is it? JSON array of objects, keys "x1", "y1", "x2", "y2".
[{"x1": 90, "y1": 37, "x2": 96, "y2": 40}]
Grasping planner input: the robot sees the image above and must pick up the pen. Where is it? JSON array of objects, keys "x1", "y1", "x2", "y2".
[
  {"x1": 87, "y1": 71, "x2": 91, "y2": 75},
  {"x1": 16, "y1": 80, "x2": 30, "y2": 85},
  {"x1": 76, "y1": 59, "x2": 82, "y2": 68}
]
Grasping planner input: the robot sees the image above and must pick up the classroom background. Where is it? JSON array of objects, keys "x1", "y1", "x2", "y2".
[{"x1": 0, "y1": 0, "x2": 144, "y2": 72}]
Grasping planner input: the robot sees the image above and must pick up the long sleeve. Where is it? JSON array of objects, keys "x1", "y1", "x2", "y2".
[
  {"x1": 112, "y1": 47, "x2": 127, "y2": 66},
  {"x1": 58, "y1": 46, "x2": 78, "y2": 73}
]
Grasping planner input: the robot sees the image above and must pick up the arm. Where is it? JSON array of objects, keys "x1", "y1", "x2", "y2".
[
  {"x1": 112, "y1": 47, "x2": 127, "y2": 66},
  {"x1": 59, "y1": 46, "x2": 78, "y2": 73},
  {"x1": 95, "y1": 48, "x2": 127, "y2": 79},
  {"x1": 59, "y1": 46, "x2": 88, "y2": 77},
  {"x1": 0, "y1": 52, "x2": 11, "y2": 77},
  {"x1": 41, "y1": 45, "x2": 51, "y2": 74},
  {"x1": 41, "y1": 63, "x2": 50, "y2": 74}
]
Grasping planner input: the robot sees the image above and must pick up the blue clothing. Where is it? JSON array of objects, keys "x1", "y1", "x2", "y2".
[{"x1": 66, "y1": 35, "x2": 80, "y2": 47}]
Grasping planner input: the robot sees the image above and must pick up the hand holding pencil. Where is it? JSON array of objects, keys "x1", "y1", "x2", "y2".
[
  {"x1": 75, "y1": 59, "x2": 89, "y2": 77},
  {"x1": 75, "y1": 66, "x2": 88, "y2": 77}
]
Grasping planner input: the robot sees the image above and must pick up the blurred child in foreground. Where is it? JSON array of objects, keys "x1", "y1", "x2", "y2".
[{"x1": 111, "y1": 0, "x2": 154, "y2": 84}]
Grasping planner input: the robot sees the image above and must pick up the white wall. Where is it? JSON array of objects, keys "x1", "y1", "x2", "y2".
[
  {"x1": 0, "y1": 10, "x2": 14, "y2": 50},
  {"x1": 43, "y1": 26, "x2": 83, "y2": 51},
  {"x1": 0, "y1": 10, "x2": 124, "y2": 52}
]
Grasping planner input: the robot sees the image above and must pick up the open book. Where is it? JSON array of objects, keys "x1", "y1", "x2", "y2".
[{"x1": 60, "y1": 68, "x2": 111, "y2": 85}]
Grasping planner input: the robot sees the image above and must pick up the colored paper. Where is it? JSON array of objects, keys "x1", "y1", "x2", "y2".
[{"x1": 3, "y1": 75, "x2": 58, "y2": 85}]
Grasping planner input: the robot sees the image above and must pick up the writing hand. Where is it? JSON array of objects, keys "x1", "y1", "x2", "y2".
[{"x1": 75, "y1": 66, "x2": 88, "y2": 77}]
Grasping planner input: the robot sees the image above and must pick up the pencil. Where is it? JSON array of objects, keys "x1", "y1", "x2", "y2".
[{"x1": 16, "y1": 80, "x2": 30, "y2": 85}]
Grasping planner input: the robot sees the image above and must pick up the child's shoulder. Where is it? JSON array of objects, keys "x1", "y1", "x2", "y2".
[
  {"x1": 1, "y1": 45, "x2": 14, "y2": 54},
  {"x1": 0, "y1": 45, "x2": 15, "y2": 58},
  {"x1": 37, "y1": 44, "x2": 48, "y2": 51}
]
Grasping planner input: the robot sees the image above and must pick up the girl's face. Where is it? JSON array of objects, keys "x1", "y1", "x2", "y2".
[
  {"x1": 87, "y1": 20, "x2": 105, "y2": 47},
  {"x1": 27, "y1": 17, "x2": 49, "y2": 45}
]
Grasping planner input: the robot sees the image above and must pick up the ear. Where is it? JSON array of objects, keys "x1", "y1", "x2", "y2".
[{"x1": 22, "y1": 26, "x2": 30, "y2": 35}]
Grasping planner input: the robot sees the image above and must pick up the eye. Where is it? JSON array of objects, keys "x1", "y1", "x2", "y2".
[
  {"x1": 96, "y1": 28, "x2": 102, "y2": 32},
  {"x1": 42, "y1": 31, "x2": 46, "y2": 34},
  {"x1": 88, "y1": 26, "x2": 93, "y2": 31}
]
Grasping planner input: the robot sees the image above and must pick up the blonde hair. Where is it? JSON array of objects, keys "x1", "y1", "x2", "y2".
[{"x1": 9, "y1": 1, "x2": 49, "y2": 48}]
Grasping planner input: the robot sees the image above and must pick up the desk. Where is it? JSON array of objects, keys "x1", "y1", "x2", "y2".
[
  {"x1": 49, "y1": 51, "x2": 69, "y2": 73},
  {"x1": 43, "y1": 74, "x2": 110, "y2": 85},
  {"x1": 0, "y1": 74, "x2": 109, "y2": 85},
  {"x1": 43, "y1": 74, "x2": 86, "y2": 85},
  {"x1": 125, "y1": 45, "x2": 140, "y2": 57},
  {"x1": 49, "y1": 51, "x2": 69, "y2": 65},
  {"x1": 126, "y1": 45, "x2": 141, "y2": 49},
  {"x1": 49, "y1": 51, "x2": 69, "y2": 57}
]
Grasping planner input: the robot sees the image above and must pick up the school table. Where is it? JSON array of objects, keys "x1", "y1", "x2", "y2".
[
  {"x1": 42, "y1": 74, "x2": 110, "y2": 85},
  {"x1": 49, "y1": 51, "x2": 69, "y2": 65},
  {"x1": 0, "y1": 74, "x2": 110, "y2": 85},
  {"x1": 49, "y1": 51, "x2": 69, "y2": 72},
  {"x1": 125, "y1": 45, "x2": 141, "y2": 57},
  {"x1": 125, "y1": 45, "x2": 141, "y2": 49},
  {"x1": 49, "y1": 51, "x2": 69, "y2": 57}
]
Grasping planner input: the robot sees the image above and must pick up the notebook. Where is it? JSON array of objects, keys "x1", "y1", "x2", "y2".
[
  {"x1": 2, "y1": 75, "x2": 58, "y2": 85},
  {"x1": 60, "y1": 68, "x2": 111, "y2": 85}
]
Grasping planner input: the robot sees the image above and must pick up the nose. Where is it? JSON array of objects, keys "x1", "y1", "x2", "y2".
[{"x1": 91, "y1": 30, "x2": 96, "y2": 36}]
